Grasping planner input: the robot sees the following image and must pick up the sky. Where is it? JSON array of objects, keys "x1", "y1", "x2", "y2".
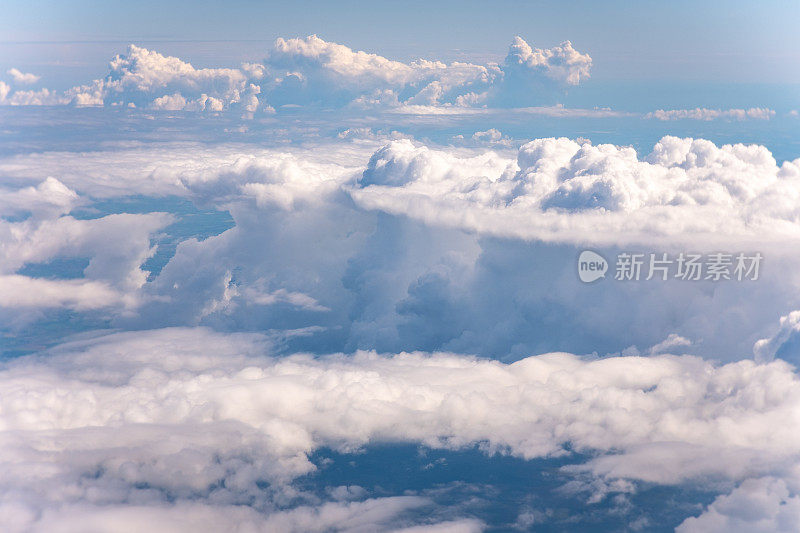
[
  {"x1": 1, "y1": 2, "x2": 800, "y2": 532},
  {"x1": 2, "y1": 0, "x2": 800, "y2": 83}
]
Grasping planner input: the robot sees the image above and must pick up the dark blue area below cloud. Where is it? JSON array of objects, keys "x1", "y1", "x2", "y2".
[{"x1": 299, "y1": 444, "x2": 718, "y2": 531}]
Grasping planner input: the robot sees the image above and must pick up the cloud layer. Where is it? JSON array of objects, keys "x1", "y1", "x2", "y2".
[
  {"x1": 2, "y1": 328, "x2": 800, "y2": 531},
  {"x1": 2, "y1": 74, "x2": 799, "y2": 529},
  {"x1": 3, "y1": 135, "x2": 800, "y2": 361}
]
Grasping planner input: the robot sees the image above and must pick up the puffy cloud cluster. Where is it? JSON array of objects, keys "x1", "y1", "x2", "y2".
[
  {"x1": 646, "y1": 107, "x2": 776, "y2": 121},
  {"x1": 677, "y1": 477, "x2": 800, "y2": 532},
  {"x1": 263, "y1": 35, "x2": 501, "y2": 108},
  {"x1": 7, "y1": 68, "x2": 40, "y2": 85},
  {"x1": 504, "y1": 37, "x2": 591, "y2": 87},
  {"x1": 494, "y1": 37, "x2": 591, "y2": 106},
  {"x1": 1, "y1": 36, "x2": 593, "y2": 111},
  {"x1": 1, "y1": 328, "x2": 800, "y2": 530},
  {"x1": 0, "y1": 46, "x2": 263, "y2": 112},
  {"x1": 96, "y1": 45, "x2": 261, "y2": 112},
  {"x1": 754, "y1": 311, "x2": 800, "y2": 365},
  {"x1": 353, "y1": 136, "x2": 800, "y2": 246},
  {"x1": 4, "y1": 136, "x2": 800, "y2": 361},
  {"x1": 0, "y1": 174, "x2": 171, "y2": 316},
  {"x1": 2, "y1": 98, "x2": 800, "y2": 528}
]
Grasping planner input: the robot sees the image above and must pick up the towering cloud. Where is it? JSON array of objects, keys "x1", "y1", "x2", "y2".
[{"x1": 495, "y1": 37, "x2": 592, "y2": 105}]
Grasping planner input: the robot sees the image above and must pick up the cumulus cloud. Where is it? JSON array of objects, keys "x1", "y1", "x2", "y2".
[
  {"x1": 754, "y1": 310, "x2": 800, "y2": 365},
  {"x1": 646, "y1": 107, "x2": 776, "y2": 121},
  {"x1": 0, "y1": 213, "x2": 172, "y2": 291},
  {"x1": 0, "y1": 275, "x2": 127, "y2": 310},
  {"x1": 677, "y1": 477, "x2": 800, "y2": 533},
  {"x1": 3, "y1": 138, "x2": 799, "y2": 361},
  {"x1": 1, "y1": 328, "x2": 800, "y2": 530},
  {"x1": 262, "y1": 34, "x2": 508, "y2": 108},
  {"x1": 0, "y1": 178, "x2": 171, "y2": 320},
  {"x1": 495, "y1": 37, "x2": 591, "y2": 105},
  {"x1": 95, "y1": 45, "x2": 261, "y2": 113},
  {"x1": 0, "y1": 177, "x2": 79, "y2": 218},
  {"x1": 352, "y1": 136, "x2": 800, "y2": 246},
  {"x1": 0, "y1": 87, "x2": 67, "y2": 106},
  {"x1": 505, "y1": 37, "x2": 591, "y2": 87},
  {"x1": 0, "y1": 45, "x2": 262, "y2": 112},
  {"x1": 7, "y1": 68, "x2": 41, "y2": 85},
  {"x1": 0, "y1": 36, "x2": 593, "y2": 111}
]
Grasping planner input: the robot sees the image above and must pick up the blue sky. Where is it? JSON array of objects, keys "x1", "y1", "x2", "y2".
[{"x1": 2, "y1": 0, "x2": 799, "y2": 83}]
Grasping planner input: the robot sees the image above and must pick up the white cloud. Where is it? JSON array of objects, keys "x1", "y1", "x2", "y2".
[
  {"x1": 0, "y1": 36, "x2": 593, "y2": 111},
  {"x1": 9, "y1": 497, "x2": 445, "y2": 533},
  {"x1": 7, "y1": 68, "x2": 40, "y2": 85},
  {"x1": 472, "y1": 129, "x2": 505, "y2": 143},
  {"x1": 1, "y1": 327, "x2": 800, "y2": 530},
  {"x1": 0, "y1": 45, "x2": 262, "y2": 113},
  {"x1": 645, "y1": 108, "x2": 776, "y2": 121},
  {"x1": 2, "y1": 87, "x2": 67, "y2": 106},
  {"x1": 263, "y1": 34, "x2": 499, "y2": 108},
  {"x1": 150, "y1": 92, "x2": 187, "y2": 111},
  {"x1": 0, "y1": 275, "x2": 127, "y2": 310},
  {"x1": 4, "y1": 138, "x2": 798, "y2": 361},
  {"x1": 504, "y1": 37, "x2": 592, "y2": 87},
  {"x1": 352, "y1": 136, "x2": 800, "y2": 246},
  {"x1": 754, "y1": 310, "x2": 800, "y2": 364},
  {"x1": 0, "y1": 178, "x2": 79, "y2": 218},
  {"x1": 642, "y1": 333, "x2": 693, "y2": 355},
  {"x1": 677, "y1": 477, "x2": 800, "y2": 533},
  {"x1": 0, "y1": 213, "x2": 172, "y2": 291}
]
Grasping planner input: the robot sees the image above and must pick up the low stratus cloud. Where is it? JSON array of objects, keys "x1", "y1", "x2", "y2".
[{"x1": 1, "y1": 327, "x2": 799, "y2": 531}]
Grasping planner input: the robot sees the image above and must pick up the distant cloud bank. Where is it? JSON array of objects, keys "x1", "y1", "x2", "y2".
[
  {"x1": 646, "y1": 107, "x2": 776, "y2": 121},
  {"x1": 0, "y1": 36, "x2": 594, "y2": 113}
]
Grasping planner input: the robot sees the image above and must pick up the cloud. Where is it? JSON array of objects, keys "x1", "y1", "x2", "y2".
[
  {"x1": 0, "y1": 213, "x2": 172, "y2": 291},
  {"x1": 0, "y1": 87, "x2": 67, "y2": 106},
  {"x1": 646, "y1": 333, "x2": 692, "y2": 355},
  {"x1": 0, "y1": 45, "x2": 262, "y2": 113},
  {"x1": 495, "y1": 37, "x2": 591, "y2": 105},
  {"x1": 0, "y1": 36, "x2": 593, "y2": 112},
  {"x1": 0, "y1": 275, "x2": 127, "y2": 310},
  {"x1": 676, "y1": 477, "x2": 800, "y2": 533},
  {"x1": 96, "y1": 45, "x2": 261, "y2": 113},
  {"x1": 645, "y1": 108, "x2": 776, "y2": 121},
  {"x1": 7, "y1": 68, "x2": 40, "y2": 85},
  {"x1": 7, "y1": 497, "x2": 448, "y2": 533},
  {"x1": 352, "y1": 136, "x2": 800, "y2": 246},
  {"x1": 0, "y1": 177, "x2": 79, "y2": 218},
  {"x1": 505, "y1": 37, "x2": 592, "y2": 87},
  {"x1": 754, "y1": 310, "x2": 800, "y2": 365},
  {"x1": 260, "y1": 34, "x2": 503, "y2": 108},
  {"x1": 4, "y1": 138, "x2": 798, "y2": 361},
  {"x1": 1, "y1": 328, "x2": 800, "y2": 530}
]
